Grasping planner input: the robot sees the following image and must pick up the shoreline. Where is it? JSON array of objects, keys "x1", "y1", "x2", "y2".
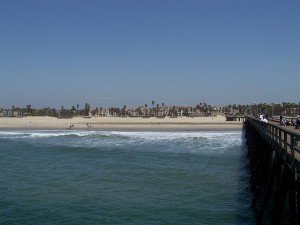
[{"x1": 0, "y1": 115, "x2": 243, "y2": 131}]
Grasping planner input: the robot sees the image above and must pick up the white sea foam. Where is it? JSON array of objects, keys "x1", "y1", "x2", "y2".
[
  {"x1": 0, "y1": 130, "x2": 95, "y2": 138},
  {"x1": 0, "y1": 130, "x2": 243, "y2": 154},
  {"x1": 0, "y1": 130, "x2": 241, "y2": 138},
  {"x1": 110, "y1": 131, "x2": 242, "y2": 147}
]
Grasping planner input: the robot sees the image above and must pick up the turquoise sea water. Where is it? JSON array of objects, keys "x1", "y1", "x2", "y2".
[{"x1": 0, "y1": 130, "x2": 254, "y2": 225}]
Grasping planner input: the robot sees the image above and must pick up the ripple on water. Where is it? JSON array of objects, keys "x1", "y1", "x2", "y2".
[{"x1": 0, "y1": 130, "x2": 254, "y2": 225}]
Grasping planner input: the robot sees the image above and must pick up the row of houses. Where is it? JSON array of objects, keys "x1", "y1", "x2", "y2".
[
  {"x1": 0, "y1": 105, "x2": 230, "y2": 118},
  {"x1": 2, "y1": 103, "x2": 299, "y2": 118},
  {"x1": 0, "y1": 110, "x2": 31, "y2": 117},
  {"x1": 89, "y1": 105, "x2": 226, "y2": 118},
  {"x1": 0, "y1": 110, "x2": 20, "y2": 117},
  {"x1": 0, "y1": 108, "x2": 32, "y2": 117}
]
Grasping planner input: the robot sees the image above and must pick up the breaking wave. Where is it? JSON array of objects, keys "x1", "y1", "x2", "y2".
[{"x1": 0, "y1": 130, "x2": 243, "y2": 155}]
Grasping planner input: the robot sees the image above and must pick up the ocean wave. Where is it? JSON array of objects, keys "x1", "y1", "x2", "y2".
[
  {"x1": 0, "y1": 130, "x2": 103, "y2": 138},
  {"x1": 0, "y1": 130, "x2": 243, "y2": 155},
  {"x1": 110, "y1": 131, "x2": 243, "y2": 150},
  {"x1": 0, "y1": 130, "x2": 242, "y2": 138}
]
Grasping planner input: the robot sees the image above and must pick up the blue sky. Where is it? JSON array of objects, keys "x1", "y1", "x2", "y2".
[{"x1": 0, "y1": 0, "x2": 299, "y2": 109}]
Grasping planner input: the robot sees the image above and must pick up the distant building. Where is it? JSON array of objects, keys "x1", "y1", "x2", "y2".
[{"x1": 0, "y1": 110, "x2": 22, "y2": 117}]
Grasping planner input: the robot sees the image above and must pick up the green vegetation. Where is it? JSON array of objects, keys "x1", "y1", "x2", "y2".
[{"x1": 0, "y1": 102, "x2": 299, "y2": 118}]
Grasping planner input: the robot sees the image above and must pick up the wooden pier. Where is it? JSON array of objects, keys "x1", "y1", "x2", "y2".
[
  {"x1": 244, "y1": 116, "x2": 300, "y2": 225},
  {"x1": 226, "y1": 115, "x2": 246, "y2": 122}
]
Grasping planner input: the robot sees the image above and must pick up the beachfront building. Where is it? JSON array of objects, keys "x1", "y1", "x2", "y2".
[
  {"x1": 0, "y1": 109, "x2": 22, "y2": 117},
  {"x1": 126, "y1": 107, "x2": 139, "y2": 117},
  {"x1": 140, "y1": 106, "x2": 151, "y2": 117},
  {"x1": 91, "y1": 107, "x2": 111, "y2": 117},
  {"x1": 156, "y1": 105, "x2": 169, "y2": 117},
  {"x1": 101, "y1": 108, "x2": 111, "y2": 117},
  {"x1": 212, "y1": 106, "x2": 224, "y2": 113},
  {"x1": 187, "y1": 109, "x2": 205, "y2": 117}
]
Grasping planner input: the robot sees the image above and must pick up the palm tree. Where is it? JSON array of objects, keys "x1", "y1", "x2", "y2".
[
  {"x1": 144, "y1": 104, "x2": 147, "y2": 116},
  {"x1": 155, "y1": 104, "x2": 160, "y2": 116},
  {"x1": 26, "y1": 105, "x2": 32, "y2": 114},
  {"x1": 123, "y1": 105, "x2": 127, "y2": 117},
  {"x1": 85, "y1": 103, "x2": 90, "y2": 116},
  {"x1": 172, "y1": 106, "x2": 176, "y2": 116},
  {"x1": 151, "y1": 101, "x2": 155, "y2": 116},
  {"x1": 138, "y1": 106, "x2": 142, "y2": 116}
]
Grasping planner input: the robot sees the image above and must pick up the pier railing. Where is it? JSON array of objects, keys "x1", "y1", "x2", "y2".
[{"x1": 246, "y1": 116, "x2": 300, "y2": 170}]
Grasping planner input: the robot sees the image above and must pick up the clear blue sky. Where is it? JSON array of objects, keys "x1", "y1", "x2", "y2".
[{"x1": 0, "y1": 0, "x2": 299, "y2": 109}]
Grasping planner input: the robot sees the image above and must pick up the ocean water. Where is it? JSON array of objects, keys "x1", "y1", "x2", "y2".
[{"x1": 0, "y1": 130, "x2": 254, "y2": 225}]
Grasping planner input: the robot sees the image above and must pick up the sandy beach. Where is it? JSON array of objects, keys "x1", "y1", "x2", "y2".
[{"x1": 0, "y1": 115, "x2": 243, "y2": 131}]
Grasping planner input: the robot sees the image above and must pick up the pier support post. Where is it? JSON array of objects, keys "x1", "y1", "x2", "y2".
[
  {"x1": 255, "y1": 156, "x2": 282, "y2": 225},
  {"x1": 270, "y1": 164, "x2": 291, "y2": 225},
  {"x1": 289, "y1": 172, "x2": 299, "y2": 225},
  {"x1": 251, "y1": 146, "x2": 273, "y2": 209}
]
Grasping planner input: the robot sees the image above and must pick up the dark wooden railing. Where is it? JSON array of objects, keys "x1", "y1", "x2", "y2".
[{"x1": 246, "y1": 116, "x2": 300, "y2": 170}]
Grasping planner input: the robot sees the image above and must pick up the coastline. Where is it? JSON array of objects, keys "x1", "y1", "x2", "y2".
[{"x1": 0, "y1": 115, "x2": 243, "y2": 131}]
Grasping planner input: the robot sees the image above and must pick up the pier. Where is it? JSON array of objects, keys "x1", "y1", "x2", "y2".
[
  {"x1": 226, "y1": 115, "x2": 246, "y2": 122},
  {"x1": 244, "y1": 116, "x2": 300, "y2": 225}
]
